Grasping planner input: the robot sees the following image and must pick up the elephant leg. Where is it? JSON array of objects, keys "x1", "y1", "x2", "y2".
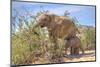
[
  {"x1": 79, "y1": 43, "x2": 85, "y2": 54},
  {"x1": 65, "y1": 41, "x2": 69, "y2": 55},
  {"x1": 74, "y1": 47, "x2": 79, "y2": 55},
  {"x1": 70, "y1": 47, "x2": 75, "y2": 55},
  {"x1": 65, "y1": 48, "x2": 68, "y2": 55},
  {"x1": 80, "y1": 46, "x2": 84, "y2": 54}
]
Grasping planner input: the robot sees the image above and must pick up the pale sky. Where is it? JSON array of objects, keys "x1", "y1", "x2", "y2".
[{"x1": 12, "y1": 1, "x2": 96, "y2": 27}]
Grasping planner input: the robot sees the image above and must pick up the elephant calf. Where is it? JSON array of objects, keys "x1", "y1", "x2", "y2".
[{"x1": 65, "y1": 36, "x2": 84, "y2": 55}]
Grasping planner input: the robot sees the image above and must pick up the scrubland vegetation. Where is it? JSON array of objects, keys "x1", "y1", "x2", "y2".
[{"x1": 12, "y1": 9, "x2": 96, "y2": 65}]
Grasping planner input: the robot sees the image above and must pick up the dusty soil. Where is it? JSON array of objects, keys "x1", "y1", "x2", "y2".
[
  {"x1": 32, "y1": 50, "x2": 96, "y2": 64},
  {"x1": 63, "y1": 50, "x2": 95, "y2": 62}
]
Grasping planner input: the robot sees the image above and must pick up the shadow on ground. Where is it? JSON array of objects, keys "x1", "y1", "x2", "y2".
[{"x1": 63, "y1": 50, "x2": 95, "y2": 60}]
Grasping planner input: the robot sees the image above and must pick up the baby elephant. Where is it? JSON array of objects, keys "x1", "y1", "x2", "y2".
[{"x1": 65, "y1": 36, "x2": 84, "y2": 55}]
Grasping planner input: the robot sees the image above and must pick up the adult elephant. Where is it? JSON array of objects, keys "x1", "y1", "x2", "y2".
[
  {"x1": 34, "y1": 13, "x2": 79, "y2": 40},
  {"x1": 65, "y1": 36, "x2": 84, "y2": 55},
  {"x1": 33, "y1": 13, "x2": 80, "y2": 57}
]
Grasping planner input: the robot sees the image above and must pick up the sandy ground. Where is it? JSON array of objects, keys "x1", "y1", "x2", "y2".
[
  {"x1": 32, "y1": 50, "x2": 96, "y2": 64},
  {"x1": 63, "y1": 50, "x2": 96, "y2": 62}
]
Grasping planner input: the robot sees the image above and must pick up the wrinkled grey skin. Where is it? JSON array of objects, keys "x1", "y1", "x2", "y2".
[
  {"x1": 65, "y1": 36, "x2": 84, "y2": 55},
  {"x1": 34, "y1": 13, "x2": 81, "y2": 56},
  {"x1": 35, "y1": 13, "x2": 79, "y2": 40}
]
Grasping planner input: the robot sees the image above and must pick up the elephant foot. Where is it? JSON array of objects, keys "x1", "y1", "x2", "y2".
[
  {"x1": 70, "y1": 47, "x2": 79, "y2": 55},
  {"x1": 74, "y1": 48, "x2": 79, "y2": 55}
]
